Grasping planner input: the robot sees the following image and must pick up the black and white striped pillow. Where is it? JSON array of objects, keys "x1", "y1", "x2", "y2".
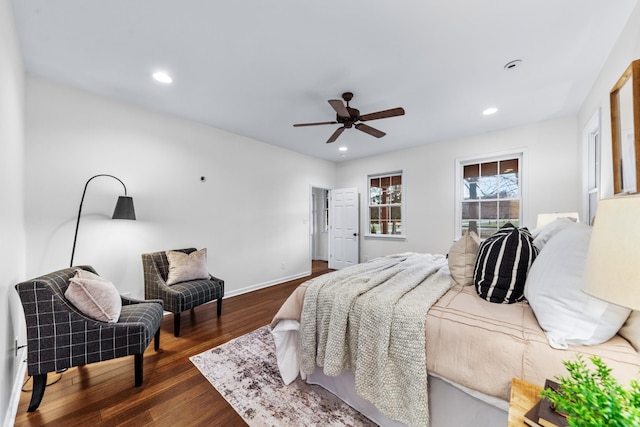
[{"x1": 474, "y1": 223, "x2": 538, "y2": 304}]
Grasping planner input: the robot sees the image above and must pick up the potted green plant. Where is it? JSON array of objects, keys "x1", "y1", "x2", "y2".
[{"x1": 542, "y1": 355, "x2": 640, "y2": 427}]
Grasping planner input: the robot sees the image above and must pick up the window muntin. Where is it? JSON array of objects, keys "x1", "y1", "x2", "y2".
[
  {"x1": 368, "y1": 172, "x2": 403, "y2": 236},
  {"x1": 460, "y1": 157, "x2": 521, "y2": 239}
]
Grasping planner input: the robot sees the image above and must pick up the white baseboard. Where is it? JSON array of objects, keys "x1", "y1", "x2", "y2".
[
  {"x1": 5, "y1": 347, "x2": 27, "y2": 427},
  {"x1": 224, "y1": 271, "x2": 310, "y2": 299},
  {"x1": 158, "y1": 271, "x2": 311, "y2": 316}
]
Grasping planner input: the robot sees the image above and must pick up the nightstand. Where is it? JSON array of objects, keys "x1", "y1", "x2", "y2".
[{"x1": 507, "y1": 378, "x2": 542, "y2": 426}]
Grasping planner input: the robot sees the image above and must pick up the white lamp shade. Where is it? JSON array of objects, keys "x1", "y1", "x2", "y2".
[{"x1": 583, "y1": 196, "x2": 640, "y2": 310}]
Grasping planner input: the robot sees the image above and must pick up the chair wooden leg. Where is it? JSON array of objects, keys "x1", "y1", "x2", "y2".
[
  {"x1": 217, "y1": 298, "x2": 222, "y2": 317},
  {"x1": 135, "y1": 354, "x2": 143, "y2": 387},
  {"x1": 27, "y1": 374, "x2": 47, "y2": 412},
  {"x1": 174, "y1": 312, "x2": 181, "y2": 337},
  {"x1": 154, "y1": 328, "x2": 160, "y2": 351}
]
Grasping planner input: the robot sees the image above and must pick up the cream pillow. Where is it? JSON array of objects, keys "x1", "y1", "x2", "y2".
[
  {"x1": 166, "y1": 248, "x2": 209, "y2": 285},
  {"x1": 448, "y1": 231, "x2": 481, "y2": 286},
  {"x1": 65, "y1": 269, "x2": 122, "y2": 323},
  {"x1": 619, "y1": 311, "x2": 640, "y2": 352},
  {"x1": 531, "y1": 217, "x2": 575, "y2": 252}
]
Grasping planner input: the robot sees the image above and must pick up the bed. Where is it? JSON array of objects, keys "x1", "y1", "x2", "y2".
[{"x1": 270, "y1": 220, "x2": 640, "y2": 427}]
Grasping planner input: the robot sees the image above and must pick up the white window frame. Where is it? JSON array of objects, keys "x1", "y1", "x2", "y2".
[
  {"x1": 366, "y1": 170, "x2": 405, "y2": 239},
  {"x1": 582, "y1": 109, "x2": 601, "y2": 225},
  {"x1": 454, "y1": 150, "x2": 527, "y2": 240}
]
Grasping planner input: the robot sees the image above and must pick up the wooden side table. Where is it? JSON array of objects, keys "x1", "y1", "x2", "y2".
[{"x1": 507, "y1": 378, "x2": 542, "y2": 426}]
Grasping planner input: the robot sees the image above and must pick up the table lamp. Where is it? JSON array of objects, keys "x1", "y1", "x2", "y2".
[{"x1": 583, "y1": 196, "x2": 640, "y2": 310}]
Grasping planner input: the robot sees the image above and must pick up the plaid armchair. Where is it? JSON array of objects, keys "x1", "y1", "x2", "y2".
[
  {"x1": 142, "y1": 248, "x2": 224, "y2": 337},
  {"x1": 15, "y1": 266, "x2": 163, "y2": 412}
]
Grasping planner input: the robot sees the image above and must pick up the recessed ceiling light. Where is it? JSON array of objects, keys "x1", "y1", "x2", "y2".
[
  {"x1": 482, "y1": 107, "x2": 498, "y2": 116},
  {"x1": 339, "y1": 146, "x2": 348, "y2": 152},
  {"x1": 152, "y1": 71, "x2": 173, "y2": 84}
]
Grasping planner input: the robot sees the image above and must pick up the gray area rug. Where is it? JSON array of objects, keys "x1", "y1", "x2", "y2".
[{"x1": 190, "y1": 325, "x2": 375, "y2": 427}]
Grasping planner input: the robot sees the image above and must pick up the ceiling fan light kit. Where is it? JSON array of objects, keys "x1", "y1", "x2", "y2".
[
  {"x1": 504, "y1": 59, "x2": 523, "y2": 70},
  {"x1": 294, "y1": 92, "x2": 405, "y2": 144}
]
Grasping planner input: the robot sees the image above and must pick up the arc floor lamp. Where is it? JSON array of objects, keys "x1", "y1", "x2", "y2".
[{"x1": 70, "y1": 174, "x2": 136, "y2": 267}]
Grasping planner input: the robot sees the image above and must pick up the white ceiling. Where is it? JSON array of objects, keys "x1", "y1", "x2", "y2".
[{"x1": 11, "y1": 0, "x2": 638, "y2": 163}]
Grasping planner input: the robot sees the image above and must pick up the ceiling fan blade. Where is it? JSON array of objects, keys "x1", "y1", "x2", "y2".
[
  {"x1": 293, "y1": 121, "x2": 338, "y2": 127},
  {"x1": 355, "y1": 123, "x2": 386, "y2": 138},
  {"x1": 359, "y1": 107, "x2": 405, "y2": 121},
  {"x1": 328, "y1": 99, "x2": 350, "y2": 118},
  {"x1": 327, "y1": 127, "x2": 345, "y2": 143}
]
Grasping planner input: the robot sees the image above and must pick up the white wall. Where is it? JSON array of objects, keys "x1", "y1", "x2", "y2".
[
  {"x1": 578, "y1": 2, "x2": 640, "y2": 203},
  {"x1": 0, "y1": 0, "x2": 26, "y2": 424},
  {"x1": 24, "y1": 77, "x2": 335, "y2": 299},
  {"x1": 335, "y1": 117, "x2": 580, "y2": 261}
]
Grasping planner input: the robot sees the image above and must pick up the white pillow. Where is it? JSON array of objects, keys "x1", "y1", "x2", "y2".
[
  {"x1": 65, "y1": 269, "x2": 122, "y2": 323},
  {"x1": 166, "y1": 248, "x2": 209, "y2": 285},
  {"x1": 531, "y1": 217, "x2": 575, "y2": 252},
  {"x1": 524, "y1": 223, "x2": 631, "y2": 349}
]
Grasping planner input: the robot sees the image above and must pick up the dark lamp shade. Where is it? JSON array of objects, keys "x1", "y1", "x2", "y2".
[{"x1": 112, "y1": 196, "x2": 136, "y2": 220}]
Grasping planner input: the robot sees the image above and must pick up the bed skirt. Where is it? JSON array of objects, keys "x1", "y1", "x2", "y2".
[{"x1": 306, "y1": 368, "x2": 508, "y2": 427}]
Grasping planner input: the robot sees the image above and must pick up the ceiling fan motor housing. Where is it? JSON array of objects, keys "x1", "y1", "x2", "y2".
[{"x1": 337, "y1": 107, "x2": 360, "y2": 126}]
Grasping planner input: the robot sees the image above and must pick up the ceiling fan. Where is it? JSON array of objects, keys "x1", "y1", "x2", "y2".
[{"x1": 293, "y1": 92, "x2": 405, "y2": 143}]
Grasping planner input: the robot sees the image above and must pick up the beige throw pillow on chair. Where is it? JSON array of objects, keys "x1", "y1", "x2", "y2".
[
  {"x1": 65, "y1": 269, "x2": 122, "y2": 323},
  {"x1": 166, "y1": 248, "x2": 209, "y2": 285}
]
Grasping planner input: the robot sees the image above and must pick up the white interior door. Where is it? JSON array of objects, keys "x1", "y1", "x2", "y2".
[{"x1": 329, "y1": 187, "x2": 359, "y2": 269}]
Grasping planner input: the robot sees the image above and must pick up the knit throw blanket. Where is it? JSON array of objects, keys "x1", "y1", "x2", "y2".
[{"x1": 299, "y1": 253, "x2": 453, "y2": 427}]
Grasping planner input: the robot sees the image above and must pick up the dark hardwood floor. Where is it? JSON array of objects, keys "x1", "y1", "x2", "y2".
[
  {"x1": 14, "y1": 262, "x2": 332, "y2": 427},
  {"x1": 311, "y1": 259, "x2": 328, "y2": 274}
]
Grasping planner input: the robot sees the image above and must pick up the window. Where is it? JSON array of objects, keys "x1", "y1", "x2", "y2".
[
  {"x1": 586, "y1": 131, "x2": 600, "y2": 225},
  {"x1": 457, "y1": 153, "x2": 523, "y2": 239},
  {"x1": 584, "y1": 110, "x2": 601, "y2": 225},
  {"x1": 368, "y1": 171, "x2": 403, "y2": 236}
]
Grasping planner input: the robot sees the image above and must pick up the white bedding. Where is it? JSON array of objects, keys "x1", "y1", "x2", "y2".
[{"x1": 271, "y1": 319, "x2": 304, "y2": 385}]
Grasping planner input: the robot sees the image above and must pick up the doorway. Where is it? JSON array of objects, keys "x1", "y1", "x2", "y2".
[{"x1": 311, "y1": 187, "x2": 329, "y2": 272}]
